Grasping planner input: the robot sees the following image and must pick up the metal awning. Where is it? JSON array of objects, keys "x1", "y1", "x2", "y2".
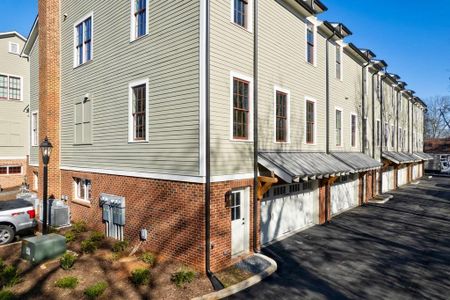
[
  {"x1": 331, "y1": 152, "x2": 382, "y2": 172},
  {"x1": 258, "y1": 152, "x2": 354, "y2": 183},
  {"x1": 402, "y1": 152, "x2": 422, "y2": 163},
  {"x1": 382, "y1": 151, "x2": 418, "y2": 164},
  {"x1": 413, "y1": 152, "x2": 434, "y2": 161}
]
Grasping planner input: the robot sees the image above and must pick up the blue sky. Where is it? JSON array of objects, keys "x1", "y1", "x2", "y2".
[
  {"x1": 0, "y1": 0, "x2": 449, "y2": 102},
  {"x1": 322, "y1": 0, "x2": 450, "y2": 101}
]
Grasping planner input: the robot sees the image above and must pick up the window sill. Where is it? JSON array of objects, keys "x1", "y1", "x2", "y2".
[
  {"x1": 130, "y1": 33, "x2": 149, "y2": 44},
  {"x1": 305, "y1": 61, "x2": 317, "y2": 68},
  {"x1": 73, "y1": 143, "x2": 93, "y2": 146},
  {"x1": 128, "y1": 140, "x2": 149, "y2": 144},
  {"x1": 230, "y1": 138, "x2": 254, "y2": 143},
  {"x1": 73, "y1": 59, "x2": 93, "y2": 70},
  {"x1": 230, "y1": 21, "x2": 253, "y2": 34},
  {"x1": 72, "y1": 198, "x2": 92, "y2": 208}
]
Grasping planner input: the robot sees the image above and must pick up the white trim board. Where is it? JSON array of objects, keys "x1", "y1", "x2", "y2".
[{"x1": 60, "y1": 166, "x2": 254, "y2": 184}]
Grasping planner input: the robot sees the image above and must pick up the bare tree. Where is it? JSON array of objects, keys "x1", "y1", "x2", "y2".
[{"x1": 425, "y1": 95, "x2": 450, "y2": 139}]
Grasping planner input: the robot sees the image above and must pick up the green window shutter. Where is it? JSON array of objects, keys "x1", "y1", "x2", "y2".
[
  {"x1": 83, "y1": 99, "x2": 92, "y2": 143},
  {"x1": 75, "y1": 102, "x2": 83, "y2": 144}
]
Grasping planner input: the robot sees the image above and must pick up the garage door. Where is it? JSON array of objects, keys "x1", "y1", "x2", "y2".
[
  {"x1": 413, "y1": 164, "x2": 419, "y2": 180},
  {"x1": 398, "y1": 166, "x2": 408, "y2": 187},
  {"x1": 261, "y1": 181, "x2": 318, "y2": 245},
  {"x1": 331, "y1": 175, "x2": 359, "y2": 216},
  {"x1": 382, "y1": 167, "x2": 394, "y2": 193}
]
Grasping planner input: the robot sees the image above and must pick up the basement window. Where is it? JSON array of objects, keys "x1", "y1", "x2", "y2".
[{"x1": 74, "y1": 178, "x2": 92, "y2": 203}]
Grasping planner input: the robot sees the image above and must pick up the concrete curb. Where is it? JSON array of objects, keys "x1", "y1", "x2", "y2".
[{"x1": 192, "y1": 253, "x2": 277, "y2": 300}]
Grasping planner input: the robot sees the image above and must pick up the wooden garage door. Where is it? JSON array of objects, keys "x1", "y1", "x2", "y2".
[{"x1": 331, "y1": 175, "x2": 359, "y2": 216}]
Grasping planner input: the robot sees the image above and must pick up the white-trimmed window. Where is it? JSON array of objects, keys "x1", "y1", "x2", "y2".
[
  {"x1": 33, "y1": 172, "x2": 38, "y2": 191},
  {"x1": 306, "y1": 20, "x2": 316, "y2": 65},
  {"x1": 31, "y1": 111, "x2": 38, "y2": 146},
  {"x1": 384, "y1": 122, "x2": 389, "y2": 147},
  {"x1": 74, "y1": 178, "x2": 92, "y2": 203},
  {"x1": 335, "y1": 108, "x2": 343, "y2": 146},
  {"x1": 0, "y1": 166, "x2": 22, "y2": 175},
  {"x1": 364, "y1": 117, "x2": 369, "y2": 149},
  {"x1": 351, "y1": 114, "x2": 357, "y2": 148},
  {"x1": 74, "y1": 95, "x2": 92, "y2": 145},
  {"x1": 128, "y1": 79, "x2": 149, "y2": 142},
  {"x1": 336, "y1": 44, "x2": 342, "y2": 80},
  {"x1": 0, "y1": 74, "x2": 22, "y2": 101},
  {"x1": 231, "y1": 0, "x2": 253, "y2": 31},
  {"x1": 8, "y1": 42, "x2": 20, "y2": 55},
  {"x1": 131, "y1": 0, "x2": 149, "y2": 40},
  {"x1": 305, "y1": 98, "x2": 316, "y2": 144},
  {"x1": 230, "y1": 72, "x2": 253, "y2": 141},
  {"x1": 399, "y1": 93, "x2": 403, "y2": 113},
  {"x1": 74, "y1": 13, "x2": 93, "y2": 67},
  {"x1": 391, "y1": 124, "x2": 395, "y2": 148},
  {"x1": 274, "y1": 87, "x2": 290, "y2": 143}
]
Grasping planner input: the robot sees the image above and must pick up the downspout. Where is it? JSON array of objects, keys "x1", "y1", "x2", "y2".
[
  {"x1": 408, "y1": 99, "x2": 410, "y2": 153},
  {"x1": 396, "y1": 91, "x2": 399, "y2": 152},
  {"x1": 379, "y1": 72, "x2": 386, "y2": 194},
  {"x1": 204, "y1": 0, "x2": 224, "y2": 290},
  {"x1": 371, "y1": 71, "x2": 377, "y2": 159},
  {"x1": 252, "y1": 0, "x2": 259, "y2": 253},
  {"x1": 362, "y1": 62, "x2": 370, "y2": 154},
  {"x1": 325, "y1": 31, "x2": 336, "y2": 223}
]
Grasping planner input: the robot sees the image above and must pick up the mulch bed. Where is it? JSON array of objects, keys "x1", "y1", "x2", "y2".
[{"x1": 0, "y1": 229, "x2": 213, "y2": 300}]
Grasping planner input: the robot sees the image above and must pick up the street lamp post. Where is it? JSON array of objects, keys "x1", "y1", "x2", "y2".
[{"x1": 40, "y1": 137, "x2": 53, "y2": 235}]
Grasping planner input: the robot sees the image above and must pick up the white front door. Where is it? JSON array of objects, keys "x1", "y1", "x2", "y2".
[{"x1": 231, "y1": 189, "x2": 249, "y2": 256}]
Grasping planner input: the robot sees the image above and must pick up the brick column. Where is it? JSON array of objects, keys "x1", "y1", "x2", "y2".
[
  {"x1": 38, "y1": 0, "x2": 61, "y2": 199},
  {"x1": 393, "y1": 165, "x2": 398, "y2": 190},
  {"x1": 318, "y1": 180, "x2": 327, "y2": 224}
]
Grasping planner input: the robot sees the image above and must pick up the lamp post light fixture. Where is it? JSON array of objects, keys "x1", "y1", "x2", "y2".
[{"x1": 39, "y1": 137, "x2": 53, "y2": 234}]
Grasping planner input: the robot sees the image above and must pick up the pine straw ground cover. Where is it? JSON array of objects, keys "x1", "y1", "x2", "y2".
[{"x1": 0, "y1": 225, "x2": 213, "y2": 300}]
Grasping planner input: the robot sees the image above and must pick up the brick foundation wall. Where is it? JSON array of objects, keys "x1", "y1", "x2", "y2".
[
  {"x1": 0, "y1": 159, "x2": 27, "y2": 190},
  {"x1": 61, "y1": 170, "x2": 206, "y2": 270},
  {"x1": 209, "y1": 179, "x2": 255, "y2": 272}
]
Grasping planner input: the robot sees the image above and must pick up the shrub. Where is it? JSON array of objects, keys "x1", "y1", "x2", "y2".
[
  {"x1": 84, "y1": 281, "x2": 108, "y2": 299},
  {"x1": 89, "y1": 231, "x2": 105, "y2": 243},
  {"x1": 0, "y1": 290, "x2": 15, "y2": 300},
  {"x1": 54, "y1": 276, "x2": 78, "y2": 289},
  {"x1": 72, "y1": 221, "x2": 88, "y2": 233},
  {"x1": 170, "y1": 267, "x2": 196, "y2": 287},
  {"x1": 130, "y1": 268, "x2": 151, "y2": 286},
  {"x1": 112, "y1": 240, "x2": 129, "y2": 253},
  {"x1": 60, "y1": 253, "x2": 76, "y2": 270},
  {"x1": 140, "y1": 252, "x2": 155, "y2": 266},
  {"x1": 0, "y1": 266, "x2": 20, "y2": 288},
  {"x1": 64, "y1": 231, "x2": 77, "y2": 243},
  {"x1": 81, "y1": 239, "x2": 98, "y2": 254}
]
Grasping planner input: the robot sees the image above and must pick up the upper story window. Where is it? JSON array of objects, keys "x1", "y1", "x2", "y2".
[
  {"x1": 376, "y1": 76, "x2": 381, "y2": 101},
  {"x1": 351, "y1": 114, "x2": 357, "y2": 147},
  {"x1": 131, "y1": 0, "x2": 149, "y2": 40},
  {"x1": 74, "y1": 14, "x2": 93, "y2": 67},
  {"x1": 363, "y1": 68, "x2": 368, "y2": 95},
  {"x1": 0, "y1": 74, "x2": 22, "y2": 101},
  {"x1": 391, "y1": 124, "x2": 395, "y2": 148},
  {"x1": 31, "y1": 111, "x2": 38, "y2": 146},
  {"x1": 335, "y1": 109, "x2": 342, "y2": 146},
  {"x1": 336, "y1": 44, "x2": 342, "y2": 80},
  {"x1": 306, "y1": 21, "x2": 315, "y2": 65},
  {"x1": 233, "y1": 77, "x2": 250, "y2": 140},
  {"x1": 364, "y1": 117, "x2": 369, "y2": 149},
  {"x1": 384, "y1": 122, "x2": 389, "y2": 146},
  {"x1": 74, "y1": 178, "x2": 92, "y2": 203},
  {"x1": 306, "y1": 99, "x2": 315, "y2": 144},
  {"x1": 8, "y1": 42, "x2": 20, "y2": 55},
  {"x1": 128, "y1": 79, "x2": 149, "y2": 142},
  {"x1": 74, "y1": 95, "x2": 92, "y2": 145},
  {"x1": 275, "y1": 90, "x2": 288, "y2": 143},
  {"x1": 391, "y1": 87, "x2": 395, "y2": 108},
  {"x1": 403, "y1": 129, "x2": 406, "y2": 149},
  {"x1": 376, "y1": 120, "x2": 380, "y2": 147},
  {"x1": 233, "y1": 0, "x2": 248, "y2": 28}
]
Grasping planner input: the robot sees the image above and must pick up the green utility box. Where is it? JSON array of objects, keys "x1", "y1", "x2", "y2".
[{"x1": 21, "y1": 234, "x2": 67, "y2": 264}]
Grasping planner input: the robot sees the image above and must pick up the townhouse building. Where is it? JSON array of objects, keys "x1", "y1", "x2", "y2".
[
  {"x1": 0, "y1": 32, "x2": 29, "y2": 190},
  {"x1": 24, "y1": 0, "x2": 430, "y2": 276}
]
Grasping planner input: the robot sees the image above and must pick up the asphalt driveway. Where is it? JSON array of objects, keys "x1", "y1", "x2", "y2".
[{"x1": 230, "y1": 176, "x2": 450, "y2": 300}]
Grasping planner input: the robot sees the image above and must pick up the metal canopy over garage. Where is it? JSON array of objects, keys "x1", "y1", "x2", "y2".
[
  {"x1": 331, "y1": 152, "x2": 381, "y2": 172},
  {"x1": 413, "y1": 152, "x2": 434, "y2": 161},
  {"x1": 382, "y1": 151, "x2": 419, "y2": 164},
  {"x1": 258, "y1": 152, "x2": 354, "y2": 183}
]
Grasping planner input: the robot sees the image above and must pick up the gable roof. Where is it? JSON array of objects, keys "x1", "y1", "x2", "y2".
[
  {"x1": 21, "y1": 16, "x2": 39, "y2": 57},
  {"x1": 0, "y1": 31, "x2": 27, "y2": 42}
]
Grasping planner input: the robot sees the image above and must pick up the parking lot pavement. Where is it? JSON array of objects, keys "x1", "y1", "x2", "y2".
[{"x1": 229, "y1": 176, "x2": 450, "y2": 300}]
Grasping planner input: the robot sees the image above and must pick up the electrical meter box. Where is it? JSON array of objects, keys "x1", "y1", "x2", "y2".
[{"x1": 21, "y1": 234, "x2": 67, "y2": 264}]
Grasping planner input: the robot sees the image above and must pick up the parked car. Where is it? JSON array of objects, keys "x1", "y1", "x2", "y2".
[{"x1": 0, "y1": 199, "x2": 37, "y2": 244}]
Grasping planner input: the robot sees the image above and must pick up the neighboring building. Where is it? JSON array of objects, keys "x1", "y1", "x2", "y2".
[
  {"x1": 0, "y1": 32, "x2": 29, "y2": 189},
  {"x1": 25, "y1": 0, "x2": 430, "y2": 275}
]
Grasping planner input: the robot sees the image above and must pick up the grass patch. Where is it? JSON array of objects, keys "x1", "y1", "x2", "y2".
[
  {"x1": 112, "y1": 240, "x2": 129, "y2": 253},
  {"x1": 54, "y1": 276, "x2": 78, "y2": 289},
  {"x1": 130, "y1": 268, "x2": 151, "y2": 286},
  {"x1": 140, "y1": 252, "x2": 156, "y2": 266},
  {"x1": 0, "y1": 289, "x2": 16, "y2": 300},
  {"x1": 84, "y1": 281, "x2": 108, "y2": 299},
  {"x1": 171, "y1": 267, "x2": 196, "y2": 287},
  {"x1": 60, "y1": 252, "x2": 76, "y2": 270},
  {"x1": 0, "y1": 262, "x2": 20, "y2": 288}
]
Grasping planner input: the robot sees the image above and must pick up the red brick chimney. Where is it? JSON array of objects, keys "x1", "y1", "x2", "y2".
[{"x1": 38, "y1": 0, "x2": 61, "y2": 199}]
